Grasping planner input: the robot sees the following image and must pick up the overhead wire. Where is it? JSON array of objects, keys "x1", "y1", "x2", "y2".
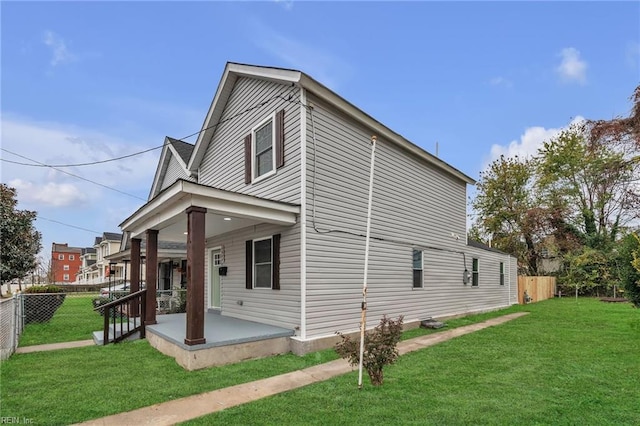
[{"x1": 36, "y1": 215, "x2": 101, "y2": 234}]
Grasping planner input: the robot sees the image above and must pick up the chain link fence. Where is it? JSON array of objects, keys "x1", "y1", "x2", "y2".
[{"x1": 0, "y1": 296, "x2": 23, "y2": 360}]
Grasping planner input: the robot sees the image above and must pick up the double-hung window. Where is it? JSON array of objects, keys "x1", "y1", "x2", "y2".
[
  {"x1": 63, "y1": 265, "x2": 70, "y2": 271},
  {"x1": 58, "y1": 254, "x2": 64, "y2": 260},
  {"x1": 472, "y1": 258, "x2": 479, "y2": 287},
  {"x1": 253, "y1": 118, "x2": 275, "y2": 180},
  {"x1": 244, "y1": 109, "x2": 285, "y2": 184},
  {"x1": 246, "y1": 234, "x2": 281, "y2": 290},
  {"x1": 254, "y1": 238, "x2": 273, "y2": 288},
  {"x1": 499, "y1": 262, "x2": 505, "y2": 286},
  {"x1": 412, "y1": 249, "x2": 423, "y2": 288}
]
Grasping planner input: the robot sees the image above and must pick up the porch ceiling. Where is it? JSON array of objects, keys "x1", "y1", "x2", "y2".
[{"x1": 120, "y1": 180, "x2": 300, "y2": 242}]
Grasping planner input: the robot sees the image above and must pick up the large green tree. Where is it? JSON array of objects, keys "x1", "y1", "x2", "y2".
[
  {"x1": 1, "y1": 184, "x2": 42, "y2": 294},
  {"x1": 537, "y1": 125, "x2": 640, "y2": 249},
  {"x1": 471, "y1": 155, "x2": 544, "y2": 274}
]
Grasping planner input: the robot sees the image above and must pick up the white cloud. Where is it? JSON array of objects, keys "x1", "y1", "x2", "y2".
[
  {"x1": 1, "y1": 114, "x2": 159, "y2": 209},
  {"x1": 43, "y1": 30, "x2": 76, "y2": 66},
  {"x1": 556, "y1": 47, "x2": 587, "y2": 84},
  {"x1": 249, "y1": 19, "x2": 353, "y2": 90},
  {"x1": 9, "y1": 179, "x2": 87, "y2": 207},
  {"x1": 486, "y1": 116, "x2": 585, "y2": 166},
  {"x1": 489, "y1": 76, "x2": 513, "y2": 88}
]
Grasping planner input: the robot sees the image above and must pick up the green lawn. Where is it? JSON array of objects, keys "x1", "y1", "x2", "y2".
[
  {"x1": 1, "y1": 298, "x2": 638, "y2": 425},
  {"x1": 18, "y1": 294, "x2": 103, "y2": 346},
  {"x1": 182, "y1": 299, "x2": 640, "y2": 425}
]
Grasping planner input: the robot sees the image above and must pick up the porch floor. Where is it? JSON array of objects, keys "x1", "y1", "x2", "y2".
[{"x1": 145, "y1": 312, "x2": 295, "y2": 352}]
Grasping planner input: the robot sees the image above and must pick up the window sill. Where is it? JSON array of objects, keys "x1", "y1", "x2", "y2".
[{"x1": 251, "y1": 169, "x2": 276, "y2": 185}]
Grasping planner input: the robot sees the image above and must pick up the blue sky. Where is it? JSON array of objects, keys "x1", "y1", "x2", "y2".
[{"x1": 2, "y1": 1, "x2": 639, "y2": 261}]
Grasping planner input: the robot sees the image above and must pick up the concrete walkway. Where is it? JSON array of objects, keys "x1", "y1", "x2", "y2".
[
  {"x1": 77, "y1": 312, "x2": 528, "y2": 426},
  {"x1": 15, "y1": 339, "x2": 94, "y2": 354}
]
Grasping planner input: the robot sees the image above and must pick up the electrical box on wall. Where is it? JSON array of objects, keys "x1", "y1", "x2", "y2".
[
  {"x1": 463, "y1": 269, "x2": 471, "y2": 285},
  {"x1": 219, "y1": 266, "x2": 228, "y2": 276}
]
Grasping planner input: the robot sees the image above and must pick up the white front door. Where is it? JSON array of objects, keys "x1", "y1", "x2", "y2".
[{"x1": 210, "y1": 249, "x2": 221, "y2": 309}]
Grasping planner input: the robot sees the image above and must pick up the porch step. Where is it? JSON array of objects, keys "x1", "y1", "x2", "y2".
[
  {"x1": 92, "y1": 319, "x2": 143, "y2": 345},
  {"x1": 92, "y1": 329, "x2": 141, "y2": 345}
]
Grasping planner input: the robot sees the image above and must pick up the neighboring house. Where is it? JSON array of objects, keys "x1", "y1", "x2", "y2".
[
  {"x1": 75, "y1": 247, "x2": 97, "y2": 283},
  {"x1": 50, "y1": 243, "x2": 82, "y2": 284},
  {"x1": 106, "y1": 236, "x2": 188, "y2": 290},
  {"x1": 75, "y1": 232, "x2": 124, "y2": 285},
  {"x1": 118, "y1": 62, "x2": 518, "y2": 358}
]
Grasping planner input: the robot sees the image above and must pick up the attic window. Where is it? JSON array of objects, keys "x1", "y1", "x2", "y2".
[{"x1": 244, "y1": 109, "x2": 285, "y2": 184}]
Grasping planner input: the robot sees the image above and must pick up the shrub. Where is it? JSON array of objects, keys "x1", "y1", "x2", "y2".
[
  {"x1": 335, "y1": 315, "x2": 404, "y2": 386},
  {"x1": 24, "y1": 285, "x2": 63, "y2": 294},
  {"x1": 618, "y1": 232, "x2": 640, "y2": 307}
]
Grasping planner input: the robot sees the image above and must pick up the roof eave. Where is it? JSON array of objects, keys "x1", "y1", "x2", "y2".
[{"x1": 298, "y1": 73, "x2": 476, "y2": 185}]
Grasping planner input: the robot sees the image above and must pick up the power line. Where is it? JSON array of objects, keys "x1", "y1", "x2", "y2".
[
  {"x1": 1, "y1": 148, "x2": 146, "y2": 201},
  {"x1": 1, "y1": 88, "x2": 297, "y2": 202},
  {"x1": 1, "y1": 87, "x2": 296, "y2": 169},
  {"x1": 36, "y1": 215, "x2": 101, "y2": 234},
  {"x1": 1, "y1": 143, "x2": 166, "y2": 167}
]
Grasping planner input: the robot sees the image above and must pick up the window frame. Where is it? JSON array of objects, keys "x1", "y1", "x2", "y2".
[
  {"x1": 69, "y1": 255, "x2": 75, "y2": 261},
  {"x1": 499, "y1": 262, "x2": 505, "y2": 286},
  {"x1": 472, "y1": 258, "x2": 479, "y2": 287},
  {"x1": 58, "y1": 254, "x2": 64, "y2": 260},
  {"x1": 412, "y1": 249, "x2": 423, "y2": 289},
  {"x1": 251, "y1": 113, "x2": 277, "y2": 183},
  {"x1": 63, "y1": 274, "x2": 69, "y2": 281},
  {"x1": 253, "y1": 236, "x2": 273, "y2": 289},
  {"x1": 63, "y1": 265, "x2": 70, "y2": 271}
]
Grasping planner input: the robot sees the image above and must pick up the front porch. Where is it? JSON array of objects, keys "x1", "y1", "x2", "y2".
[{"x1": 145, "y1": 312, "x2": 295, "y2": 370}]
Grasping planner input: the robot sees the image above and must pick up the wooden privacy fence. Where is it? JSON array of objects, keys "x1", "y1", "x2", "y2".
[{"x1": 518, "y1": 276, "x2": 556, "y2": 304}]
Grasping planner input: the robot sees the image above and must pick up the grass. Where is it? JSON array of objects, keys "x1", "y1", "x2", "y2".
[
  {"x1": 1, "y1": 298, "x2": 638, "y2": 425},
  {"x1": 18, "y1": 294, "x2": 104, "y2": 346},
  {"x1": 181, "y1": 299, "x2": 640, "y2": 425}
]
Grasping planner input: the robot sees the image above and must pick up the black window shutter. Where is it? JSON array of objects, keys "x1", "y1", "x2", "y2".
[
  {"x1": 272, "y1": 234, "x2": 281, "y2": 290},
  {"x1": 245, "y1": 240, "x2": 253, "y2": 289},
  {"x1": 275, "y1": 109, "x2": 285, "y2": 169},
  {"x1": 244, "y1": 134, "x2": 252, "y2": 184}
]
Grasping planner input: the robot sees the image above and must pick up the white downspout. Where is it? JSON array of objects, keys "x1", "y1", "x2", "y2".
[{"x1": 299, "y1": 87, "x2": 308, "y2": 340}]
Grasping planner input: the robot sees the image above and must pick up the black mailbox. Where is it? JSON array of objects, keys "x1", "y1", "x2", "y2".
[{"x1": 219, "y1": 266, "x2": 228, "y2": 276}]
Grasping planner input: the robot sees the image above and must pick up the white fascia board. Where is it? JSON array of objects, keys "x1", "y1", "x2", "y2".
[
  {"x1": 168, "y1": 142, "x2": 188, "y2": 170},
  {"x1": 148, "y1": 141, "x2": 171, "y2": 200},
  {"x1": 299, "y1": 74, "x2": 476, "y2": 185},
  {"x1": 121, "y1": 180, "x2": 300, "y2": 238}
]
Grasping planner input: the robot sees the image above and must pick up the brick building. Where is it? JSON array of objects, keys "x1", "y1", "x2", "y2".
[{"x1": 51, "y1": 243, "x2": 83, "y2": 284}]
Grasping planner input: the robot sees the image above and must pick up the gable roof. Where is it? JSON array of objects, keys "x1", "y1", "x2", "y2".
[
  {"x1": 168, "y1": 137, "x2": 194, "y2": 164},
  {"x1": 188, "y1": 62, "x2": 475, "y2": 185},
  {"x1": 102, "y1": 232, "x2": 122, "y2": 242},
  {"x1": 148, "y1": 137, "x2": 196, "y2": 200}
]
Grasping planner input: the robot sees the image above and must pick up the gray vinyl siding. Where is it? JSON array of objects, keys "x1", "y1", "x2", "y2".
[
  {"x1": 304, "y1": 94, "x2": 513, "y2": 338},
  {"x1": 204, "y1": 222, "x2": 301, "y2": 332},
  {"x1": 198, "y1": 77, "x2": 301, "y2": 204},
  {"x1": 159, "y1": 155, "x2": 190, "y2": 192}
]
